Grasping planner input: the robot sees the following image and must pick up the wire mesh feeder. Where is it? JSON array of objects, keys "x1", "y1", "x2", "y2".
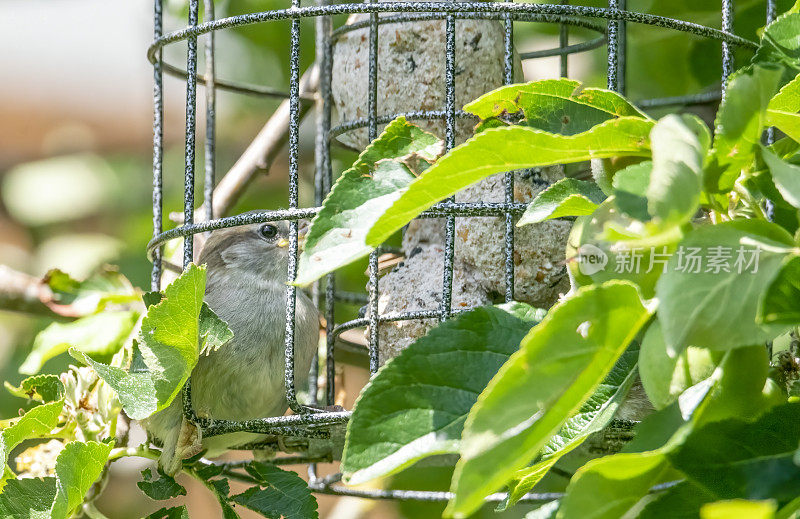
[{"x1": 146, "y1": 0, "x2": 768, "y2": 505}]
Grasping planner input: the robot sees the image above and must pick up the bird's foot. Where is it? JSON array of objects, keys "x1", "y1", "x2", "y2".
[{"x1": 174, "y1": 417, "x2": 203, "y2": 462}]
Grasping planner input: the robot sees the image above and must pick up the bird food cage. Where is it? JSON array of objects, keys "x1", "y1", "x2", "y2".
[{"x1": 146, "y1": 0, "x2": 772, "y2": 505}]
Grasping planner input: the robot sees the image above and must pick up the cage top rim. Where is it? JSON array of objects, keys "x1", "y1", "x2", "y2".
[
  {"x1": 147, "y1": 1, "x2": 757, "y2": 65},
  {"x1": 156, "y1": 10, "x2": 610, "y2": 100},
  {"x1": 328, "y1": 10, "x2": 608, "y2": 38},
  {"x1": 145, "y1": 203, "x2": 533, "y2": 257}
]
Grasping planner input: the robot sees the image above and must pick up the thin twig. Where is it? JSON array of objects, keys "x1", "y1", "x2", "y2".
[{"x1": 0, "y1": 265, "x2": 73, "y2": 319}]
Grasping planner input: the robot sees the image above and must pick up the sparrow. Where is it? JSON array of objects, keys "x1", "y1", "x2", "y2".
[{"x1": 144, "y1": 218, "x2": 319, "y2": 475}]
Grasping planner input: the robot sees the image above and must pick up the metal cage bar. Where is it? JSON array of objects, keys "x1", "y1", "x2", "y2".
[
  {"x1": 721, "y1": 0, "x2": 734, "y2": 100},
  {"x1": 182, "y1": 0, "x2": 199, "y2": 268},
  {"x1": 284, "y1": 0, "x2": 306, "y2": 414},
  {"x1": 503, "y1": 6, "x2": 516, "y2": 303},
  {"x1": 203, "y1": 0, "x2": 216, "y2": 223},
  {"x1": 151, "y1": 0, "x2": 164, "y2": 292},
  {"x1": 366, "y1": 0, "x2": 381, "y2": 374},
  {"x1": 149, "y1": 0, "x2": 760, "y2": 503},
  {"x1": 440, "y1": 10, "x2": 457, "y2": 322}
]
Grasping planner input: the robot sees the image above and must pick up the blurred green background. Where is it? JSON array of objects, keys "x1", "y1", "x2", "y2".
[{"x1": 0, "y1": 0, "x2": 789, "y2": 517}]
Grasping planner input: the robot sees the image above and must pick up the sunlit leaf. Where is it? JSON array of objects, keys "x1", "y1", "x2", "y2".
[
  {"x1": 19, "y1": 311, "x2": 138, "y2": 375},
  {"x1": 342, "y1": 304, "x2": 543, "y2": 485},
  {"x1": 639, "y1": 320, "x2": 719, "y2": 410},
  {"x1": 50, "y1": 440, "x2": 114, "y2": 518},
  {"x1": 72, "y1": 264, "x2": 232, "y2": 420},
  {"x1": 759, "y1": 256, "x2": 800, "y2": 325},
  {"x1": 706, "y1": 64, "x2": 784, "y2": 193},
  {"x1": 5, "y1": 374, "x2": 65, "y2": 403},
  {"x1": 656, "y1": 220, "x2": 795, "y2": 355},
  {"x1": 766, "y1": 72, "x2": 800, "y2": 142},
  {"x1": 368, "y1": 118, "x2": 654, "y2": 247},
  {"x1": 0, "y1": 400, "x2": 64, "y2": 467},
  {"x1": 762, "y1": 145, "x2": 800, "y2": 209},
  {"x1": 557, "y1": 451, "x2": 671, "y2": 519},
  {"x1": 447, "y1": 282, "x2": 652, "y2": 517},
  {"x1": 464, "y1": 79, "x2": 647, "y2": 136},
  {"x1": 517, "y1": 179, "x2": 606, "y2": 226},
  {"x1": 502, "y1": 346, "x2": 639, "y2": 509},
  {"x1": 700, "y1": 499, "x2": 777, "y2": 519},
  {"x1": 294, "y1": 117, "x2": 441, "y2": 286},
  {"x1": 647, "y1": 115, "x2": 707, "y2": 225}
]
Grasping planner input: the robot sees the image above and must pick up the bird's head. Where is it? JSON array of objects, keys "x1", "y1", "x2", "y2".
[{"x1": 199, "y1": 219, "x2": 307, "y2": 284}]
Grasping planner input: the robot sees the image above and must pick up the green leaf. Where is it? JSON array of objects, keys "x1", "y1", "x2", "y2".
[
  {"x1": 759, "y1": 256, "x2": 800, "y2": 325},
  {"x1": 446, "y1": 281, "x2": 652, "y2": 518},
  {"x1": 464, "y1": 79, "x2": 647, "y2": 135},
  {"x1": 5, "y1": 374, "x2": 64, "y2": 403},
  {"x1": 612, "y1": 161, "x2": 652, "y2": 221},
  {"x1": 294, "y1": 117, "x2": 441, "y2": 286},
  {"x1": 72, "y1": 264, "x2": 219, "y2": 420},
  {"x1": 50, "y1": 440, "x2": 113, "y2": 519},
  {"x1": 668, "y1": 403, "x2": 800, "y2": 504},
  {"x1": 701, "y1": 500, "x2": 777, "y2": 519},
  {"x1": 762, "y1": 145, "x2": 800, "y2": 209},
  {"x1": 517, "y1": 179, "x2": 606, "y2": 226},
  {"x1": 767, "y1": 73, "x2": 800, "y2": 142},
  {"x1": 199, "y1": 302, "x2": 234, "y2": 356},
  {"x1": 693, "y1": 345, "x2": 778, "y2": 427},
  {"x1": 0, "y1": 477, "x2": 57, "y2": 518},
  {"x1": 647, "y1": 115, "x2": 707, "y2": 225},
  {"x1": 638, "y1": 481, "x2": 715, "y2": 519},
  {"x1": 142, "y1": 290, "x2": 163, "y2": 308},
  {"x1": 232, "y1": 462, "x2": 318, "y2": 519},
  {"x1": 207, "y1": 478, "x2": 241, "y2": 519},
  {"x1": 341, "y1": 303, "x2": 543, "y2": 485},
  {"x1": 639, "y1": 320, "x2": 719, "y2": 410},
  {"x1": 137, "y1": 263, "x2": 206, "y2": 405},
  {"x1": 19, "y1": 311, "x2": 139, "y2": 375},
  {"x1": 656, "y1": 220, "x2": 796, "y2": 355},
  {"x1": 753, "y1": 12, "x2": 800, "y2": 78},
  {"x1": 44, "y1": 267, "x2": 139, "y2": 315},
  {"x1": 0, "y1": 399, "x2": 64, "y2": 466},
  {"x1": 556, "y1": 368, "x2": 724, "y2": 519},
  {"x1": 566, "y1": 198, "x2": 680, "y2": 301},
  {"x1": 138, "y1": 467, "x2": 187, "y2": 500},
  {"x1": 740, "y1": 169, "x2": 800, "y2": 236},
  {"x1": 502, "y1": 345, "x2": 640, "y2": 510},
  {"x1": 146, "y1": 506, "x2": 190, "y2": 519},
  {"x1": 564, "y1": 345, "x2": 777, "y2": 519},
  {"x1": 71, "y1": 349, "x2": 157, "y2": 421},
  {"x1": 707, "y1": 64, "x2": 784, "y2": 193},
  {"x1": 557, "y1": 450, "x2": 671, "y2": 519},
  {"x1": 367, "y1": 118, "x2": 654, "y2": 247}
]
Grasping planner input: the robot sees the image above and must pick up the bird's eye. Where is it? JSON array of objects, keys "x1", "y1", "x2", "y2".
[{"x1": 258, "y1": 224, "x2": 279, "y2": 241}]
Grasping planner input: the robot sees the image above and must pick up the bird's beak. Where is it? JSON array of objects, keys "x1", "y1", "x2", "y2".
[{"x1": 276, "y1": 238, "x2": 290, "y2": 248}]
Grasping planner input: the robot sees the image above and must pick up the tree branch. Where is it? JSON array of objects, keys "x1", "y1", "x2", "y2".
[
  {"x1": 0, "y1": 265, "x2": 72, "y2": 319},
  {"x1": 199, "y1": 64, "x2": 320, "y2": 220}
]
